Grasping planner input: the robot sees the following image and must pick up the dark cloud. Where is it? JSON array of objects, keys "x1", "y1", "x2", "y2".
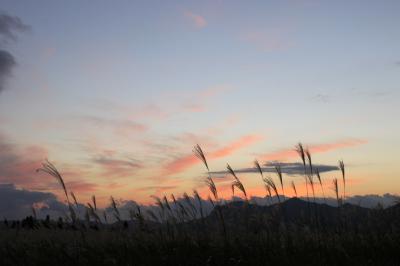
[
  {"x1": 0, "y1": 183, "x2": 88, "y2": 220},
  {"x1": 0, "y1": 50, "x2": 16, "y2": 92},
  {"x1": 0, "y1": 12, "x2": 29, "y2": 93},
  {"x1": 210, "y1": 161, "x2": 339, "y2": 176},
  {"x1": 0, "y1": 12, "x2": 30, "y2": 44},
  {"x1": 0, "y1": 183, "x2": 56, "y2": 219}
]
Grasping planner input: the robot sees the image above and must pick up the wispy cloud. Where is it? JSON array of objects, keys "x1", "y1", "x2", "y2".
[
  {"x1": 0, "y1": 132, "x2": 101, "y2": 198},
  {"x1": 162, "y1": 134, "x2": 264, "y2": 176},
  {"x1": 136, "y1": 185, "x2": 178, "y2": 194},
  {"x1": 78, "y1": 115, "x2": 148, "y2": 135},
  {"x1": 184, "y1": 10, "x2": 207, "y2": 29},
  {"x1": 0, "y1": 133, "x2": 48, "y2": 188},
  {"x1": 91, "y1": 154, "x2": 142, "y2": 178},
  {"x1": 258, "y1": 139, "x2": 367, "y2": 161}
]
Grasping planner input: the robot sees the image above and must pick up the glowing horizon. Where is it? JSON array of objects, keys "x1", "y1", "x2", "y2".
[{"x1": 0, "y1": 1, "x2": 399, "y2": 208}]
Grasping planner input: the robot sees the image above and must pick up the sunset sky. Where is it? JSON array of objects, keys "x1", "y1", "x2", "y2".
[{"x1": 0, "y1": 0, "x2": 399, "y2": 207}]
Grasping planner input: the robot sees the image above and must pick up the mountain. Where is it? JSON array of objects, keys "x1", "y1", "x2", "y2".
[{"x1": 203, "y1": 198, "x2": 400, "y2": 233}]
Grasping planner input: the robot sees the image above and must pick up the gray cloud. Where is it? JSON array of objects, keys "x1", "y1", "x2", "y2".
[
  {"x1": 0, "y1": 50, "x2": 15, "y2": 92},
  {"x1": 210, "y1": 161, "x2": 339, "y2": 176},
  {"x1": 0, "y1": 12, "x2": 30, "y2": 44},
  {"x1": 89, "y1": 152, "x2": 143, "y2": 178},
  {"x1": 0, "y1": 183, "x2": 56, "y2": 219},
  {"x1": 0, "y1": 11, "x2": 29, "y2": 93},
  {"x1": 92, "y1": 156, "x2": 142, "y2": 169}
]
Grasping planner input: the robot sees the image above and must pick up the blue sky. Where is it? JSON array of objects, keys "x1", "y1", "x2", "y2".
[{"x1": 0, "y1": 0, "x2": 399, "y2": 205}]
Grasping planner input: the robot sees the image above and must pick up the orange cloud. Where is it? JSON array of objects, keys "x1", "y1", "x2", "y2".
[
  {"x1": 211, "y1": 135, "x2": 263, "y2": 158},
  {"x1": 259, "y1": 139, "x2": 367, "y2": 161},
  {"x1": 184, "y1": 10, "x2": 207, "y2": 29},
  {"x1": 163, "y1": 134, "x2": 264, "y2": 176}
]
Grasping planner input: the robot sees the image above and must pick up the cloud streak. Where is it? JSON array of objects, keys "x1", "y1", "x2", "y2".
[
  {"x1": 258, "y1": 139, "x2": 367, "y2": 161},
  {"x1": 78, "y1": 115, "x2": 148, "y2": 135},
  {"x1": 210, "y1": 161, "x2": 339, "y2": 176}
]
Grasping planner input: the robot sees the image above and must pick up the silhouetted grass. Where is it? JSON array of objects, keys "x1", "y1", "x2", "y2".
[{"x1": 0, "y1": 143, "x2": 399, "y2": 265}]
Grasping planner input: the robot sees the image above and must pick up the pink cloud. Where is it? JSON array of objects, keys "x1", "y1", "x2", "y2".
[
  {"x1": 0, "y1": 134, "x2": 49, "y2": 188},
  {"x1": 211, "y1": 135, "x2": 263, "y2": 158},
  {"x1": 162, "y1": 134, "x2": 264, "y2": 176},
  {"x1": 184, "y1": 10, "x2": 207, "y2": 29},
  {"x1": 259, "y1": 139, "x2": 367, "y2": 161},
  {"x1": 65, "y1": 180, "x2": 98, "y2": 193}
]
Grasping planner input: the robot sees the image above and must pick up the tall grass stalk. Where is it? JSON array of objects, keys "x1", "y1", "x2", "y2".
[
  {"x1": 295, "y1": 143, "x2": 309, "y2": 202},
  {"x1": 193, "y1": 189, "x2": 204, "y2": 221},
  {"x1": 37, "y1": 160, "x2": 77, "y2": 222},
  {"x1": 275, "y1": 164, "x2": 285, "y2": 201},
  {"x1": 263, "y1": 176, "x2": 280, "y2": 204},
  {"x1": 332, "y1": 178, "x2": 340, "y2": 207},
  {"x1": 110, "y1": 196, "x2": 121, "y2": 222},
  {"x1": 227, "y1": 163, "x2": 248, "y2": 201},
  {"x1": 37, "y1": 160, "x2": 69, "y2": 203},
  {"x1": 339, "y1": 160, "x2": 346, "y2": 201},
  {"x1": 291, "y1": 181, "x2": 297, "y2": 198},
  {"x1": 183, "y1": 192, "x2": 197, "y2": 219},
  {"x1": 315, "y1": 168, "x2": 326, "y2": 203},
  {"x1": 255, "y1": 160, "x2": 279, "y2": 204},
  {"x1": 92, "y1": 195, "x2": 97, "y2": 211},
  {"x1": 193, "y1": 144, "x2": 227, "y2": 243},
  {"x1": 305, "y1": 149, "x2": 316, "y2": 202}
]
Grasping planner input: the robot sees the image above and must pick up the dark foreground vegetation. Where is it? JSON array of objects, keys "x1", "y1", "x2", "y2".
[
  {"x1": 0, "y1": 143, "x2": 399, "y2": 265},
  {"x1": 1, "y1": 199, "x2": 400, "y2": 266}
]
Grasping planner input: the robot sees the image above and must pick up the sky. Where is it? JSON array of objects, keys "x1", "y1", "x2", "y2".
[{"x1": 0, "y1": 0, "x2": 399, "y2": 209}]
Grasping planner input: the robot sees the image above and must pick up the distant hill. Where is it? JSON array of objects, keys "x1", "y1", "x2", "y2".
[{"x1": 203, "y1": 198, "x2": 400, "y2": 233}]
